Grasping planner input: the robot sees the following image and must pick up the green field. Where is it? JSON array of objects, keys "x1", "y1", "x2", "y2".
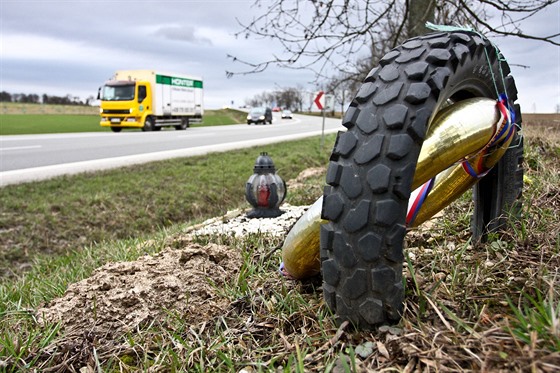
[
  {"x1": 0, "y1": 114, "x2": 103, "y2": 134},
  {"x1": 0, "y1": 103, "x2": 248, "y2": 135},
  {"x1": 0, "y1": 102, "x2": 99, "y2": 115}
]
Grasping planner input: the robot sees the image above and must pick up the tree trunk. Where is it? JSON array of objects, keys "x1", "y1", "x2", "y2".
[{"x1": 407, "y1": 0, "x2": 436, "y2": 38}]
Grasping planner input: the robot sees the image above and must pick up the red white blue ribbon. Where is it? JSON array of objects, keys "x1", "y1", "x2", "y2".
[
  {"x1": 461, "y1": 95, "x2": 516, "y2": 179},
  {"x1": 406, "y1": 178, "x2": 435, "y2": 226}
]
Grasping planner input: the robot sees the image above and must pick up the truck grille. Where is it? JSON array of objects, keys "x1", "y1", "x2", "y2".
[{"x1": 103, "y1": 109, "x2": 130, "y2": 114}]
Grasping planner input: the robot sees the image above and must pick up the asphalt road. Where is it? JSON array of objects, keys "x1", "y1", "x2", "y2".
[{"x1": 0, "y1": 113, "x2": 343, "y2": 186}]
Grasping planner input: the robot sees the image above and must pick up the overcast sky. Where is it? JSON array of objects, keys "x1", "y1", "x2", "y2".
[{"x1": 1, "y1": 0, "x2": 559, "y2": 112}]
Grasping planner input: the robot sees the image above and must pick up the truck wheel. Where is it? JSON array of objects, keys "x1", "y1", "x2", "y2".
[
  {"x1": 175, "y1": 118, "x2": 188, "y2": 130},
  {"x1": 110, "y1": 127, "x2": 122, "y2": 133},
  {"x1": 321, "y1": 31, "x2": 523, "y2": 329},
  {"x1": 142, "y1": 117, "x2": 154, "y2": 132}
]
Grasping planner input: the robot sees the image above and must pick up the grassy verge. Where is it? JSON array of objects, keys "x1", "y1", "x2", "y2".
[
  {"x1": 196, "y1": 108, "x2": 248, "y2": 127},
  {"x1": 1, "y1": 122, "x2": 559, "y2": 371},
  {"x1": 0, "y1": 135, "x2": 334, "y2": 278},
  {"x1": 0, "y1": 103, "x2": 248, "y2": 135}
]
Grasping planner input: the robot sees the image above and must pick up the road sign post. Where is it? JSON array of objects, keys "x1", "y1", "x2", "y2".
[{"x1": 314, "y1": 91, "x2": 326, "y2": 148}]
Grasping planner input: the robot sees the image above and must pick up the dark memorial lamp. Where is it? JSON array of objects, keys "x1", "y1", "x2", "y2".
[{"x1": 245, "y1": 152, "x2": 286, "y2": 218}]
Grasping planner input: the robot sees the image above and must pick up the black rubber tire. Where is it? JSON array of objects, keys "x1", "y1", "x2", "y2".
[
  {"x1": 471, "y1": 128, "x2": 524, "y2": 242},
  {"x1": 175, "y1": 118, "x2": 189, "y2": 130},
  {"x1": 321, "y1": 31, "x2": 523, "y2": 329},
  {"x1": 110, "y1": 126, "x2": 122, "y2": 133},
  {"x1": 142, "y1": 117, "x2": 154, "y2": 132}
]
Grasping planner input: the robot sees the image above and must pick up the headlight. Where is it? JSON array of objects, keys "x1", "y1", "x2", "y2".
[
  {"x1": 129, "y1": 108, "x2": 134, "y2": 114},
  {"x1": 247, "y1": 115, "x2": 251, "y2": 120},
  {"x1": 259, "y1": 116, "x2": 265, "y2": 120},
  {"x1": 99, "y1": 108, "x2": 104, "y2": 114}
]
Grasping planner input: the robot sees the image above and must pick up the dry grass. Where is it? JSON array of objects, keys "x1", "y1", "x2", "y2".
[
  {"x1": 0, "y1": 102, "x2": 99, "y2": 115},
  {"x1": 522, "y1": 113, "x2": 560, "y2": 125}
]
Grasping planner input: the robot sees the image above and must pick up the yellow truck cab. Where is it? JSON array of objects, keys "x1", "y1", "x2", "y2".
[{"x1": 99, "y1": 70, "x2": 203, "y2": 132}]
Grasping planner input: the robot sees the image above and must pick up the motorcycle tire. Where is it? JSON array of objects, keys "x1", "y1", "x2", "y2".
[{"x1": 321, "y1": 30, "x2": 523, "y2": 329}]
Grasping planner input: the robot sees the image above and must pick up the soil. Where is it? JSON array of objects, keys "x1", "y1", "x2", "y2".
[
  {"x1": 37, "y1": 239, "x2": 243, "y2": 339},
  {"x1": 286, "y1": 167, "x2": 325, "y2": 189}
]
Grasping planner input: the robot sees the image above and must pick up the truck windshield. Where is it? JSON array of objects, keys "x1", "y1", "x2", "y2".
[{"x1": 102, "y1": 84, "x2": 136, "y2": 101}]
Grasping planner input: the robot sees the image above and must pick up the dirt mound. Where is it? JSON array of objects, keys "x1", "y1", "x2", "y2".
[
  {"x1": 286, "y1": 167, "x2": 325, "y2": 189},
  {"x1": 37, "y1": 241, "x2": 242, "y2": 339}
]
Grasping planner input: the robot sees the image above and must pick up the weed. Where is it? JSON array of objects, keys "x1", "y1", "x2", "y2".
[{"x1": 507, "y1": 281, "x2": 560, "y2": 353}]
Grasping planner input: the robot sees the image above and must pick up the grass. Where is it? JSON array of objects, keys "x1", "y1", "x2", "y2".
[
  {"x1": 0, "y1": 114, "x2": 104, "y2": 134},
  {"x1": 0, "y1": 103, "x2": 248, "y2": 134},
  {"x1": 194, "y1": 108, "x2": 248, "y2": 127},
  {"x1": 0, "y1": 135, "x2": 332, "y2": 278},
  {"x1": 0, "y1": 120, "x2": 559, "y2": 371},
  {"x1": 0, "y1": 102, "x2": 100, "y2": 115}
]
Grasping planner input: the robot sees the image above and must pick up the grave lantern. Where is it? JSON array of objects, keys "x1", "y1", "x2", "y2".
[{"x1": 245, "y1": 152, "x2": 286, "y2": 218}]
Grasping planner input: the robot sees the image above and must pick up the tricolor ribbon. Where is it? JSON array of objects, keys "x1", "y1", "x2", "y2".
[
  {"x1": 406, "y1": 178, "x2": 435, "y2": 226},
  {"x1": 461, "y1": 94, "x2": 516, "y2": 179}
]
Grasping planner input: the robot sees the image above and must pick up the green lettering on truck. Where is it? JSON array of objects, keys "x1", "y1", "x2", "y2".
[{"x1": 156, "y1": 75, "x2": 203, "y2": 88}]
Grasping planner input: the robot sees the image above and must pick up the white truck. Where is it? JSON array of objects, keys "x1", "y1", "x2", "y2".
[{"x1": 98, "y1": 70, "x2": 203, "y2": 132}]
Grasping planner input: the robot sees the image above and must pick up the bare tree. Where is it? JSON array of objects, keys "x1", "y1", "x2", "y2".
[
  {"x1": 0, "y1": 91, "x2": 12, "y2": 102},
  {"x1": 276, "y1": 86, "x2": 305, "y2": 110},
  {"x1": 227, "y1": 0, "x2": 558, "y2": 83},
  {"x1": 247, "y1": 86, "x2": 305, "y2": 111}
]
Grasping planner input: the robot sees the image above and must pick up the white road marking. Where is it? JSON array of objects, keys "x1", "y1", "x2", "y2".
[
  {"x1": 177, "y1": 132, "x2": 216, "y2": 138},
  {"x1": 1, "y1": 145, "x2": 42, "y2": 151}
]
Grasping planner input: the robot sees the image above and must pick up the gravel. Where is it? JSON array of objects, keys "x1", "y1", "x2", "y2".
[{"x1": 188, "y1": 204, "x2": 310, "y2": 238}]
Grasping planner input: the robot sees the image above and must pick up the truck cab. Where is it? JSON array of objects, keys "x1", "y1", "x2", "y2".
[{"x1": 100, "y1": 81, "x2": 152, "y2": 132}]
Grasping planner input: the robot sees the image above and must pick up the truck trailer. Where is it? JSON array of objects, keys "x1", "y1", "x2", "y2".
[{"x1": 99, "y1": 70, "x2": 203, "y2": 132}]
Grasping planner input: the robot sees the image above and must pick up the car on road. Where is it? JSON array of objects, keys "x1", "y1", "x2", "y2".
[
  {"x1": 281, "y1": 110, "x2": 293, "y2": 119},
  {"x1": 247, "y1": 107, "x2": 273, "y2": 125}
]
